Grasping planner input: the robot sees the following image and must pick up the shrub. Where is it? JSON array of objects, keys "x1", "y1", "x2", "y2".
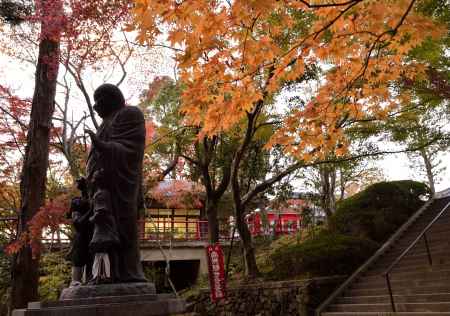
[
  {"x1": 329, "y1": 180, "x2": 429, "y2": 243},
  {"x1": 268, "y1": 231, "x2": 379, "y2": 279},
  {"x1": 39, "y1": 251, "x2": 71, "y2": 301},
  {"x1": 0, "y1": 242, "x2": 10, "y2": 316}
]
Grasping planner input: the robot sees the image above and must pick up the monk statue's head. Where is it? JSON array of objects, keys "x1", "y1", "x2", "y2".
[{"x1": 93, "y1": 84, "x2": 125, "y2": 118}]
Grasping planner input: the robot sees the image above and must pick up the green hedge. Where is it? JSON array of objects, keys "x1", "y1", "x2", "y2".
[
  {"x1": 268, "y1": 232, "x2": 379, "y2": 279},
  {"x1": 329, "y1": 180, "x2": 428, "y2": 243}
]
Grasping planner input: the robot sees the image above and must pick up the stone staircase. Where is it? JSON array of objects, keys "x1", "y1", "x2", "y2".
[{"x1": 317, "y1": 194, "x2": 450, "y2": 316}]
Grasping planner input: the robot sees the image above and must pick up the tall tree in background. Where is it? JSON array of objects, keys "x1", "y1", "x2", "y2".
[
  {"x1": 301, "y1": 158, "x2": 385, "y2": 217},
  {"x1": 10, "y1": 0, "x2": 63, "y2": 310},
  {"x1": 389, "y1": 103, "x2": 449, "y2": 195},
  {"x1": 386, "y1": 0, "x2": 449, "y2": 194}
]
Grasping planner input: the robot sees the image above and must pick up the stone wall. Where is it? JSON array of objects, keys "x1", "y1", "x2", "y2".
[{"x1": 186, "y1": 276, "x2": 345, "y2": 316}]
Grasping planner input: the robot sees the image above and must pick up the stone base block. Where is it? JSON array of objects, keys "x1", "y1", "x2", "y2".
[
  {"x1": 13, "y1": 281, "x2": 185, "y2": 316},
  {"x1": 60, "y1": 282, "x2": 156, "y2": 300},
  {"x1": 13, "y1": 294, "x2": 185, "y2": 316}
]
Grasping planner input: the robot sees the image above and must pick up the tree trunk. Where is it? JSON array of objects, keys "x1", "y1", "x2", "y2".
[
  {"x1": 320, "y1": 165, "x2": 336, "y2": 219},
  {"x1": 235, "y1": 207, "x2": 259, "y2": 278},
  {"x1": 419, "y1": 148, "x2": 436, "y2": 195},
  {"x1": 338, "y1": 169, "x2": 346, "y2": 201},
  {"x1": 9, "y1": 2, "x2": 61, "y2": 310},
  {"x1": 206, "y1": 198, "x2": 219, "y2": 243},
  {"x1": 228, "y1": 100, "x2": 265, "y2": 279}
]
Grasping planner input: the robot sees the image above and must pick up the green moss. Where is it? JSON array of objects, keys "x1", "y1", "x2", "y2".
[
  {"x1": 329, "y1": 180, "x2": 429, "y2": 243},
  {"x1": 268, "y1": 231, "x2": 379, "y2": 279}
]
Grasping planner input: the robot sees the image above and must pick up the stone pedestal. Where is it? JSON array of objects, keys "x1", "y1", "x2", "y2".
[
  {"x1": 60, "y1": 282, "x2": 156, "y2": 300},
  {"x1": 12, "y1": 283, "x2": 186, "y2": 316}
]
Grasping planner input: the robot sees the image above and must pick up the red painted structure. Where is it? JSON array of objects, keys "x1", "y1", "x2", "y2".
[{"x1": 246, "y1": 211, "x2": 302, "y2": 236}]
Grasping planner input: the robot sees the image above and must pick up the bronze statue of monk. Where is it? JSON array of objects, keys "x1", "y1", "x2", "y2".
[{"x1": 83, "y1": 83, "x2": 146, "y2": 283}]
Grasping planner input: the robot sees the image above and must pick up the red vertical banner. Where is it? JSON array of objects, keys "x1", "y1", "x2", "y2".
[{"x1": 206, "y1": 244, "x2": 227, "y2": 302}]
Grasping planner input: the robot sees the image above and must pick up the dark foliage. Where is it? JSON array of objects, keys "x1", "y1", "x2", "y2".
[
  {"x1": 0, "y1": 240, "x2": 10, "y2": 316},
  {"x1": 329, "y1": 180, "x2": 429, "y2": 243},
  {"x1": 0, "y1": 0, "x2": 32, "y2": 25},
  {"x1": 268, "y1": 231, "x2": 379, "y2": 279}
]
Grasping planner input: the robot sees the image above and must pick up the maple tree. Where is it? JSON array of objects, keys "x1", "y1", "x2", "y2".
[
  {"x1": 132, "y1": 0, "x2": 443, "y2": 152},
  {"x1": 1, "y1": 0, "x2": 167, "y2": 182},
  {"x1": 0, "y1": 0, "x2": 154, "y2": 309},
  {"x1": 0, "y1": 85, "x2": 29, "y2": 190},
  {"x1": 132, "y1": 0, "x2": 445, "y2": 277},
  {"x1": 149, "y1": 179, "x2": 204, "y2": 209},
  {"x1": 7, "y1": 0, "x2": 63, "y2": 309}
]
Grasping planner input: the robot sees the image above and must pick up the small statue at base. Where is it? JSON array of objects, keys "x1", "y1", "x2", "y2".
[
  {"x1": 66, "y1": 178, "x2": 93, "y2": 287},
  {"x1": 88, "y1": 169, "x2": 120, "y2": 284}
]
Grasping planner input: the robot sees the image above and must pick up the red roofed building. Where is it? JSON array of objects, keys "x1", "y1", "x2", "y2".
[{"x1": 245, "y1": 195, "x2": 319, "y2": 237}]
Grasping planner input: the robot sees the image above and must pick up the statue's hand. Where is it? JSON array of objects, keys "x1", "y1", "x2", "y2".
[
  {"x1": 84, "y1": 129, "x2": 97, "y2": 142},
  {"x1": 84, "y1": 129, "x2": 107, "y2": 151},
  {"x1": 76, "y1": 177, "x2": 87, "y2": 192}
]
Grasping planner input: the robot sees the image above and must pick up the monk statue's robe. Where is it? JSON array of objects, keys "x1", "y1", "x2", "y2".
[{"x1": 86, "y1": 105, "x2": 146, "y2": 282}]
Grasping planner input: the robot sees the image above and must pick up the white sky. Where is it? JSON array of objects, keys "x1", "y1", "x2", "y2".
[{"x1": 378, "y1": 152, "x2": 450, "y2": 192}]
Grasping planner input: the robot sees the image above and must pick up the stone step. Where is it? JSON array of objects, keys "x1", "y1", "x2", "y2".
[
  {"x1": 363, "y1": 268, "x2": 450, "y2": 282},
  {"x1": 380, "y1": 249, "x2": 450, "y2": 262},
  {"x1": 13, "y1": 298, "x2": 186, "y2": 316},
  {"x1": 390, "y1": 215, "x2": 450, "y2": 241},
  {"x1": 29, "y1": 294, "x2": 158, "y2": 308},
  {"x1": 397, "y1": 231, "x2": 450, "y2": 247},
  {"x1": 374, "y1": 251, "x2": 450, "y2": 268},
  {"x1": 337, "y1": 293, "x2": 450, "y2": 304},
  {"x1": 367, "y1": 261, "x2": 450, "y2": 275},
  {"x1": 318, "y1": 199, "x2": 450, "y2": 316},
  {"x1": 408, "y1": 215, "x2": 450, "y2": 228},
  {"x1": 382, "y1": 243, "x2": 450, "y2": 260},
  {"x1": 407, "y1": 222, "x2": 450, "y2": 235},
  {"x1": 405, "y1": 217, "x2": 450, "y2": 229},
  {"x1": 347, "y1": 284, "x2": 450, "y2": 297},
  {"x1": 328, "y1": 302, "x2": 450, "y2": 313},
  {"x1": 404, "y1": 210, "x2": 450, "y2": 222},
  {"x1": 351, "y1": 276, "x2": 450, "y2": 291}
]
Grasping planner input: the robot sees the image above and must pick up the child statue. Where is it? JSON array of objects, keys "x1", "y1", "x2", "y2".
[
  {"x1": 89, "y1": 169, "x2": 120, "y2": 284},
  {"x1": 66, "y1": 178, "x2": 93, "y2": 286}
]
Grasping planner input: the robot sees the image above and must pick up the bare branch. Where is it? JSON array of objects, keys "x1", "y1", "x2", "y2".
[
  {"x1": 298, "y1": 0, "x2": 363, "y2": 8},
  {"x1": 0, "y1": 104, "x2": 27, "y2": 129},
  {"x1": 64, "y1": 61, "x2": 99, "y2": 129},
  {"x1": 112, "y1": 33, "x2": 133, "y2": 87},
  {"x1": 180, "y1": 154, "x2": 199, "y2": 165},
  {"x1": 159, "y1": 155, "x2": 180, "y2": 180}
]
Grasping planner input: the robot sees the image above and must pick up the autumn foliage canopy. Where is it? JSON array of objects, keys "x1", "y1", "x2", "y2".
[{"x1": 131, "y1": 0, "x2": 444, "y2": 161}]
